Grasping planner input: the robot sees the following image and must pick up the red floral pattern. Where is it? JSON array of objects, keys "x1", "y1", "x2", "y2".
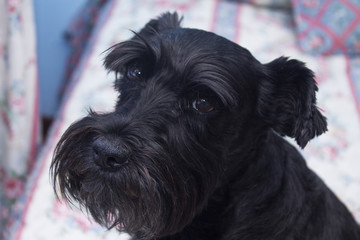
[{"x1": 293, "y1": 0, "x2": 360, "y2": 55}]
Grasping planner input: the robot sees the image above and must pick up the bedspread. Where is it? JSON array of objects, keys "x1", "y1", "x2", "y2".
[
  {"x1": 0, "y1": 0, "x2": 40, "y2": 237},
  {"x1": 5, "y1": 0, "x2": 360, "y2": 239}
]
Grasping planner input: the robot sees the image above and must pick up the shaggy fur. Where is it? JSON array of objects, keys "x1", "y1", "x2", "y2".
[{"x1": 51, "y1": 12, "x2": 360, "y2": 240}]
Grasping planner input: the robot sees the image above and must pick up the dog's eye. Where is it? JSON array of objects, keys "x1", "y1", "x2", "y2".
[
  {"x1": 192, "y1": 98, "x2": 215, "y2": 113},
  {"x1": 126, "y1": 65, "x2": 143, "y2": 80}
]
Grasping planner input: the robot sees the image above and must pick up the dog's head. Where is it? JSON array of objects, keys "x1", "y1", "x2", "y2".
[{"x1": 51, "y1": 12, "x2": 327, "y2": 239}]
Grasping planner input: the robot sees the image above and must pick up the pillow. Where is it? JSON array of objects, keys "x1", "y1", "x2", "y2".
[{"x1": 293, "y1": 0, "x2": 360, "y2": 55}]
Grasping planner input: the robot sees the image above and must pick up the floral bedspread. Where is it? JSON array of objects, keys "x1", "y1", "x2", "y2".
[
  {"x1": 0, "y1": 0, "x2": 40, "y2": 237},
  {"x1": 5, "y1": 0, "x2": 360, "y2": 239}
]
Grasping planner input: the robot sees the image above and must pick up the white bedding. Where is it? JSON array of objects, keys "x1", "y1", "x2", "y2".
[{"x1": 7, "y1": 0, "x2": 360, "y2": 239}]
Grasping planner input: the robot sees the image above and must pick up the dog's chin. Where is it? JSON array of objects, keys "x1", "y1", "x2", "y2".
[
  {"x1": 55, "y1": 164, "x2": 203, "y2": 239},
  {"x1": 62, "y1": 169, "x2": 216, "y2": 239},
  {"x1": 74, "y1": 176, "x2": 174, "y2": 239}
]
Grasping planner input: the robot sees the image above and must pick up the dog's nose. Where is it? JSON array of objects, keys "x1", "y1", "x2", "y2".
[{"x1": 92, "y1": 138, "x2": 129, "y2": 170}]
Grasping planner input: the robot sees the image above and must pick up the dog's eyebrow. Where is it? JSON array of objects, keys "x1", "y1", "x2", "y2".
[
  {"x1": 103, "y1": 36, "x2": 161, "y2": 73},
  {"x1": 186, "y1": 62, "x2": 240, "y2": 107}
]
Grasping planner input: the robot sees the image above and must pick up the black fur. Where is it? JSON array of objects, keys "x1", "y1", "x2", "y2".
[{"x1": 51, "y1": 12, "x2": 360, "y2": 240}]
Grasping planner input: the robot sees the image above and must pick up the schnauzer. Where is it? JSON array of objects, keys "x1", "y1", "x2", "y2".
[{"x1": 51, "y1": 12, "x2": 360, "y2": 240}]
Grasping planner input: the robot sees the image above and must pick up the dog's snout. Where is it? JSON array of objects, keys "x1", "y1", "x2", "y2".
[{"x1": 92, "y1": 138, "x2": 128, "y2": 170}]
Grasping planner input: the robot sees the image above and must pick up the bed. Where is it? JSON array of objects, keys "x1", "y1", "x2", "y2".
[{"x1": 6, "y1": 0, "x2": 360, "y2": 239}]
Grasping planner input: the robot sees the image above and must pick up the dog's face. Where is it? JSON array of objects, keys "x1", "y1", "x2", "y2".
[{"x1": 51, "y1": 12, "x2": 327, "y2": 239}]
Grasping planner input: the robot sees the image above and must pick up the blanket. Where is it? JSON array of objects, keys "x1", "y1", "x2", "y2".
[{"x1": 5, "y1": 0, "x2": 360, "y2": 239}]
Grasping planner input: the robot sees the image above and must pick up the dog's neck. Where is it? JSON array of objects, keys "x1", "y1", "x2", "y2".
[
  {"x1": 176, "y1": 131, "x2": 304, "y2": 240},
  {"x1": 203, "y1": 131, "x2": 310, "y2": 239}
]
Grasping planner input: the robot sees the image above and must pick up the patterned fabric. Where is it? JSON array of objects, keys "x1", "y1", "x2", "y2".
[
  {"x1": 6, "y1": 0, "x2": 360, "y2": 239},
  {"x1": 293, "y1": 0, "x2": 360, "y2": 55},
  {"x1": 231, "y1": 0, "x2": 291, "y2": 8},
  {"x1": 61, "y1": 0, "x2": 108, "y2": 96},
  {"x1": 0, "y1": 0, "x2": 40, "y2": 237}
]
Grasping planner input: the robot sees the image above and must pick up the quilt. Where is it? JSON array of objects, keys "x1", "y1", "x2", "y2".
[{"x1": 5, "y1": 0, "x2": 360, "y2": 239}]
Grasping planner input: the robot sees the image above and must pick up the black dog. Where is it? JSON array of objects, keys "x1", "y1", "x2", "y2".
[{"x1": 51, "y1": 12, "x2": 360, "y2": 240}]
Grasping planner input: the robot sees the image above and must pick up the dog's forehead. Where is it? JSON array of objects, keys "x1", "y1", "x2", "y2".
[
  {"x1": 159, "y1": 28, "x2": 240, "y2": 58},
  {"x1": 153, "y1": 28, "x2": 257, "y2": 83},
  {"x1": 155, "y1": 28, "x2": 254, "y2": 98}
]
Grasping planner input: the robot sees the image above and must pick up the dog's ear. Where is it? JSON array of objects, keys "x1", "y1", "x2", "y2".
[
  {"x1": 137, "y1": 12, "x2": 182, "y2": 37},
  {"x1": 258, "y1": 57, "x2": 327, "y2": 148}
]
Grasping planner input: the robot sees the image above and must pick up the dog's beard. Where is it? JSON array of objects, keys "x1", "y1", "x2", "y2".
[{"x1": 51, "y1": 113, "x2": 221, "y2": 239}]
